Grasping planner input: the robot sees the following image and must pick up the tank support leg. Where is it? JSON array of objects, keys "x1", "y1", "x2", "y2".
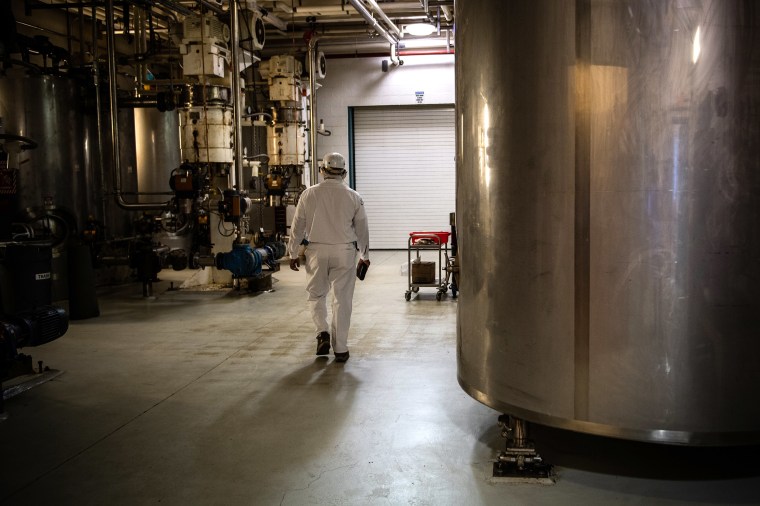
[{"x1": 493, "y1": 414, "x2": 554, "y2": 483}]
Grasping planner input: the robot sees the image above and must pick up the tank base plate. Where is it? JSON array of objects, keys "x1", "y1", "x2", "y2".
[{"x1": 492, "y1": 460, "x2": 554, "y2": 484}]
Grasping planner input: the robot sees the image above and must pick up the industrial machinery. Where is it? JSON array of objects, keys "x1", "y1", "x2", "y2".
[
  {"x1": 1, "y1": 305, "x2": 69, "y2": 419},
  {"x1": 0, "y1": 240, "x2": 69, "y2": 417},
  {"x1": 257, "y1": 53, "x2": 309, "y2": 234},
  {"x1": 0, "y1": 0, "x2": 335, "y2": 298},
  {"x1": 0, "y1": 306, "x2": 69, "y2": 382},
  {"x1": 456, "y1": 0, "x2": 760, "y2": 468}
]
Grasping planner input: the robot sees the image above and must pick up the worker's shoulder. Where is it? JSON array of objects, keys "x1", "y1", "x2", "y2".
[
  {"x1": 343, "y1": 186, "x2": 365, "y2": 204},
  {"x1": 321, "y1": 180, "x2": 361, "y2": 194},
  {"x1": 312, "y1": 180, "x2": 364, "y2": 202},
  {"x1": 298, "y1": 185, "x2": 317, "y2": 199}
]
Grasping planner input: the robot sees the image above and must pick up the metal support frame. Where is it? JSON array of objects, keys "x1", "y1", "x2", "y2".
[
  {"x1": 493, "y1": 414, "x2": 554, "y2": 482},
  {"x1": 1, "y1": 368, "x2": 64, "y2": 422}
]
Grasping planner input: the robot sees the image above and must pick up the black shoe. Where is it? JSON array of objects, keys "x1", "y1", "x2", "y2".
[
  {"x1": 334, "y1": 351, "x2": 350, "y2": 363},
  {"x1": 316, "y1": 332, "x2": 331, "y2": 355}
]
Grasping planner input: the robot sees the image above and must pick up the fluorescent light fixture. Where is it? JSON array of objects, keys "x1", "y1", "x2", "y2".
[{"x1": 404, "y1": 23, "x2": 436, "y2": 37}]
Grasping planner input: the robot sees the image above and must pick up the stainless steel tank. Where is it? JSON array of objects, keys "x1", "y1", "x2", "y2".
[
  {"x1": 0, "y1": 69, "x2": 139, "y2": 235},
  {"x1": 456, "y1": 0, "x2": 760, "y2": 445},
  {"x1": 0, "y1": 71, "x2": 98, "y2": 228},
  {"x1": 134, "y1": 108, "x2": 180, "y2": 202}
]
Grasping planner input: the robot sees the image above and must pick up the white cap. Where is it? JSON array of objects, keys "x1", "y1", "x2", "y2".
[{"x1": 321, "y1": 152, "x2": 346, "y2": 176}]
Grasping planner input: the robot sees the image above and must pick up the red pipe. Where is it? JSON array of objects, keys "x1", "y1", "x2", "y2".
[
  {"x1": 398, "y1": 49, "x2": 455, "y2": 56},
  {"x1": 327, "y1": 49, "x2": 455, "y2": 59}
]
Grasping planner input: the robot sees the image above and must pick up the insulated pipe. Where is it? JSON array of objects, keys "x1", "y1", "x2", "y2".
[
  {"x1": 308, "y1": 36, "x2": 319, "y2": 186},
  {"x1": 363, "y1": 0, "x2": 403, "y2": 39},
  {"x1": 258, "y1": 7, "x2": 288, "y2": 31},
  {"x1": 105, "y1": 0, "x2": 170, "y2": 211},
  {"x1": 347, "y1": 0, "x2": 398, "y2": 45},
  {"x1": 230, "y1": 0, "x2": 244, "y2": 190}
]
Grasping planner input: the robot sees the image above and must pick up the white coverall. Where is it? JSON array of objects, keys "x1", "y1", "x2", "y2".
[{"x1": 288, "y1": 176, "x2": 370, "y2": 353}]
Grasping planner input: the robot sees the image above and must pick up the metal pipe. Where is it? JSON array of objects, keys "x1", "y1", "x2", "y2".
[
  {"x1": 230, "y1": 0, "x2": 244, "y2": 190},
  {"x1": 105, "y1": 0, "x2": 170, "y2": 211},
  {"x1": 118, "y1": 97, "x2": 159, "y2": 108},
  {"x1": 78, "y1": 4, "x2": 85, "y2": 63},
  {"x1": 154, "y1": 0, "x2": 192, "y2": 17},
  {"x1": 398, "y1": 49, "x2": 454, "y2": 56},
  {"x1": 135, "y1": 6, "x2": 146, "y2": 92},
  {"x1": 308, "y1": 36, "x2": 319, "y2": 186},
  {"x1": 363, "y1": 0, "x2": 403, "y2": 38},
  {"x1": 347, "y1": 0, "x2": 398, "y2": 45},
  {"x1": 194, "y1": 0, "x2": 225, "y2": 15},
  {"x1": 441, "y1": 5, "x2": 453, "y2": 22},
  {"x1": 92, "y1": 8, "x2": 109, "y2": 231},
  {"x1": 258, "y1": 7, "x2": 288, "y2": 31}
]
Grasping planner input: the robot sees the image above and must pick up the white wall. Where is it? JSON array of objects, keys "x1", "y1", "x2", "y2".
[{"x1": 314, "y1": 54, "x2": 455, "y2": 163}]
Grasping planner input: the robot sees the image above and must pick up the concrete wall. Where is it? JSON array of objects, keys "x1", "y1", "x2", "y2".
[{"x1": 314, "y1": 53, "x2": 455, "y2": 165}]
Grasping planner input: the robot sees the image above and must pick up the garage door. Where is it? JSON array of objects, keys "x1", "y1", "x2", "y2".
[{"x1": 352, "y1": 106, "x2": 455, "y2": 249}]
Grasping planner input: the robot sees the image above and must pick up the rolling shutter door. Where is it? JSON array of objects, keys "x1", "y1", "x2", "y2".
[{"x1": 353, "y1": 106, "x2": 455, "y2": 249}]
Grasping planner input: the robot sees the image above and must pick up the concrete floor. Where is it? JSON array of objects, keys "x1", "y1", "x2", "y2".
[{"x1": 1, "y1": 250, "x2": 759, "y2": 505}]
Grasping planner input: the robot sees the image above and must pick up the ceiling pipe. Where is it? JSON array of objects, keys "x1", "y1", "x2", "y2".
[
  {"x1": 264, "y1": 23, "x2": 454, "y2": 44},
  {"x1": 273, "y1": 1, "x2": 293, "y2": 14},
  {"x1": 347, "y1": 0, "x2": 398, "y2": 45},
  {"x1": 441, "y1": 5, "x2": 453, "y2": 22},
  {"x1": 293, "y1": 5, "x2": 353, "y2": 15},
  {"x1": 363, "y1": 0, "x2": 403, "y2": 39},
  {"x1": 153, "y1": 0, "x2": 193, "y2": 17},
  {"x1": 194, "y1": 0, "x2": 225, "y2": 15},
  {"x1": 398, "y1": 49, "x2": 454, "y2": 56},
  {"x1": 258, "y1": 7, "x2": 288, "y2": 31}
]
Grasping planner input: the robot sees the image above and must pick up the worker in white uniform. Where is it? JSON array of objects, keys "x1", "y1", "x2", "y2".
[{"x1": 288, "y1": 152, "x2": 370, "y2": 363}]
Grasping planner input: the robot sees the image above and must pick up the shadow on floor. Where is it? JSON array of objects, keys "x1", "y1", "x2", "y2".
[{"x1": 484, "y1": 420, "x2": 760, "y2": 481}]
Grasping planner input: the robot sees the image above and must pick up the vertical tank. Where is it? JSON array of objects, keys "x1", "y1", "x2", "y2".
[
  {"x1": 0, "y1": 70, "x2": 97, "y2": 228},
  {"x1": 456, "y1": 0, "x2": 760, "y2": 445},
  {"x1": 134, "y1": 108, "x2": 180, "y2": 202}
]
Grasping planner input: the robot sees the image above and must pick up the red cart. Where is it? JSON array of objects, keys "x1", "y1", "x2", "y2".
[{"x1": 405, "y1": 231, "x2": 451, "y2": 301}]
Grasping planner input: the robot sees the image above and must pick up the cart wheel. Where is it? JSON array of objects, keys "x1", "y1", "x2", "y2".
[
  {"x1": 405, "y1": 291, "x2": 411, "y2": 301},
  {"x1": 412, "y1": 286, "x2": 419, "y2": 293},
  {"x1": 436, "y1": 291, "x2": 443, "y2": 301}
]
